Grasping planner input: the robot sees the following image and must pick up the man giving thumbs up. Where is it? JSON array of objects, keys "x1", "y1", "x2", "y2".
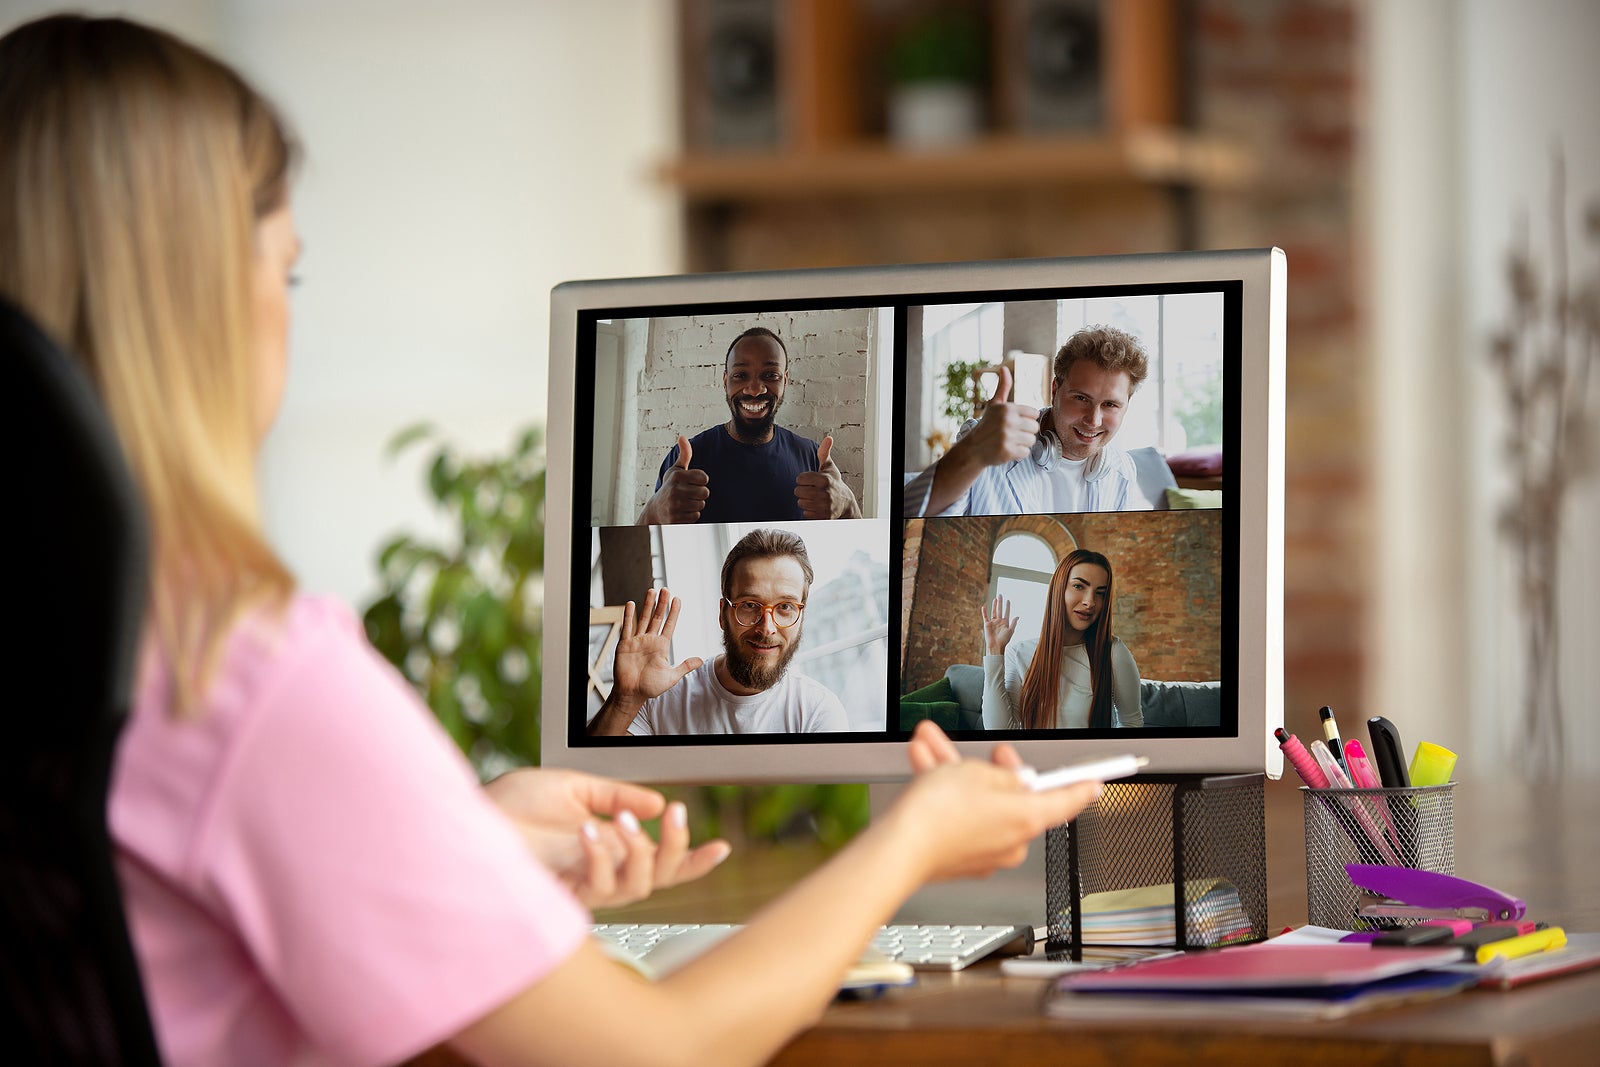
[
  {"x1": 637, "y1": 327, "x2": 861, "y2": 525},
  {"x1": 904, "y1": 327, "x2": 1151, "y2": 517}
]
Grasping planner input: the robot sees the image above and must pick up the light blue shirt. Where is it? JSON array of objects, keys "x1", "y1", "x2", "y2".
[{"x1": 904, "y1": 420, "x2": 1145, "y2": 517}]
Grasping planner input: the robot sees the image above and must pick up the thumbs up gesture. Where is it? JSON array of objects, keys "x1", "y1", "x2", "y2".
[
  {"x1": 952, "y1": 367, "x2": 1039, "y2": 469},
  {"x1": 917, "y1": 366, "x2": 1041, "y2": 516},
  {"x1": 639, "y1": 434, "x2": 711, "y2": 525},
  {"x1": 794, "y1": 434, "x2": 857, "y2": 520}
]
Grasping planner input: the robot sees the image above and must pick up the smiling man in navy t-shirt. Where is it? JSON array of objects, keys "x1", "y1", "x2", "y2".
[{"x1": 637, "y1": 327, "x2": 862, "y2": 525}]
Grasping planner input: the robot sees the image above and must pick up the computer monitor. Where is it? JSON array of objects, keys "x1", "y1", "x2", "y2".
[{"x1": 543, "y1": 249, "x2": 1285, "y2": 783}]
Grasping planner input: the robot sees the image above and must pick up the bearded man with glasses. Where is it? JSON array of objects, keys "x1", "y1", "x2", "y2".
[{"x1": 586, "y1": 529, "x2": 850, "y2": 735}]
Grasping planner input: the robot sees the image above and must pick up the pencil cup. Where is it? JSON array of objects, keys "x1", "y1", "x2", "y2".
[{"x1": 1302, "y1": 783, "x2": 1455, "y2": 930}]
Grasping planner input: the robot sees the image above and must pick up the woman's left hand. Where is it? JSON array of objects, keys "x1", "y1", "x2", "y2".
[{"x1": 484, "y1": 767, "x2": 731, "y2": 908}]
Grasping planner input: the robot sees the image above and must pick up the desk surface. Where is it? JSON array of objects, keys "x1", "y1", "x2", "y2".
[{"x1": 420, "y1": 777, "x2": 1600, "y2": 1066}]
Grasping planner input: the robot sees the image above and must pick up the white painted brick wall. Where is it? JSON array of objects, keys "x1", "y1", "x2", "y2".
[{"x1": 633, "y1": 309, "x2": 875, "y2": 516}]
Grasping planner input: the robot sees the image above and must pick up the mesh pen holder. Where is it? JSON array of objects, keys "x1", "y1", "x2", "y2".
[{"x1": 1302, "y1": 783, "x2": 1455, "y2": 930}]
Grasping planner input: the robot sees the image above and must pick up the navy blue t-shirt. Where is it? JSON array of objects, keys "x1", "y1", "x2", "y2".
[{"x1": 656, "y1": 424, "x2": 818, "y2": 523}]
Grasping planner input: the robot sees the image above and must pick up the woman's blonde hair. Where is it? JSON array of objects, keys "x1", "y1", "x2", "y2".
[{"x1": 0, "y1": 15, "x2": 297, "y2": 712}]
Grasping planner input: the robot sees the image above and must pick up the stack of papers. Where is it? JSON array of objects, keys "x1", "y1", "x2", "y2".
[{"x1": 1076, "y1": 878, "x2": 1256, "y2": 948}]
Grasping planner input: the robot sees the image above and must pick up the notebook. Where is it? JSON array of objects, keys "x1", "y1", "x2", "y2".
[
  {"x1": 1056, "y1": 943, "x2": 1463, "y2": 991},
  {"x1": 1045, "y1": 942, "x2": 1471, "y2": 1021}
]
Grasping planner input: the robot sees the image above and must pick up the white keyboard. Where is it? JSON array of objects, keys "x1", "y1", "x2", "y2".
[{"x1": 593, "y1": 922, "x2": 1034, "y2": 972}]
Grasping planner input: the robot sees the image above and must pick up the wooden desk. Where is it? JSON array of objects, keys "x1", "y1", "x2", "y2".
[
  {"x1": 419, "y1": 777, "x2": 1600, "y2": 1066},
  {"x1": 621, "y1": 776, "x2": 1600, "y2": 1067}
]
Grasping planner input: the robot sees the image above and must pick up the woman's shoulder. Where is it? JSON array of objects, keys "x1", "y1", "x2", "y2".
[
  {"x1": 240, "y1": 593, "x2": 367, "y2": 663},
  {"x1": 199, "y1": 593, "x2": 389, "y2": 732},
  {"x1": 1007, "y1": 637, "x2": 1041, "y2": 661},
  {"x1": 1109, "y1": 635, "x2": 1139, "y2": 665}
]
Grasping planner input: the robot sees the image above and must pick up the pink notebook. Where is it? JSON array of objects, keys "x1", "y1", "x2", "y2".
[{"x1": 1060, "y1": 944, "x2": 1462, "y2": 991}]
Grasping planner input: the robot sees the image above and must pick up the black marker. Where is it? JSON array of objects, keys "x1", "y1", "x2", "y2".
[
  {"x1": 1366, "y1": 716, "x2": 1410, "y2": 788},
  {"x1": 1368, "y1": 715, "x2": 1417, "y2": 867}
]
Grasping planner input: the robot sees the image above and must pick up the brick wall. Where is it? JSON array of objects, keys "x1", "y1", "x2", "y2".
[
  {"x1": 1193, "y1": 0, "x2": 1362, "y2": 739},
  {"x1": 632, "y1": 308, "x2": 875, "y2": 514},
  {"x1": 901, "y1": 512, "x2": 1225, "y2": 693}
]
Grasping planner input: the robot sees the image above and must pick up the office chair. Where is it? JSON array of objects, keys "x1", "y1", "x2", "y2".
[{"x1": 0, "y1": 298, "x2": 162, "y2": 1064}]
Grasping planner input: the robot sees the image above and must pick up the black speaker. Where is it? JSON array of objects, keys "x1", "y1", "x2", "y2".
[
  {"x1": 681, "y1": 0, "x2": 781, "y2": 150},
  {"x1": 999, "y1": 0, "x2": 1104, "y2": 133}
]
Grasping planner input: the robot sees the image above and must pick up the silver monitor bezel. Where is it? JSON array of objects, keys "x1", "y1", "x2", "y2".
[{"x1": 544, "y1": 249, "x2": 1285, "y2": 783}]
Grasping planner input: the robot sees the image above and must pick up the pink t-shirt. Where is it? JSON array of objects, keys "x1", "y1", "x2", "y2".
[{"x1": 110, "y1": 595, "x2": 589, "y2": 1067}]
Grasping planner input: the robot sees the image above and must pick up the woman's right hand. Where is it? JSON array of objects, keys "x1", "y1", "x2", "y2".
[
  {"x1": 981, "y1": 594, "x2": 1020, "y2": 656},
  {"x1": 892, "y1": 722, "x2": 1101, "y2": 883}
]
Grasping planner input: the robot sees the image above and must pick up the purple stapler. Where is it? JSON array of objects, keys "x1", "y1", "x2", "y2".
[{"x1": 1345, "y1": 864, "x2": 1526, "y2": 923}]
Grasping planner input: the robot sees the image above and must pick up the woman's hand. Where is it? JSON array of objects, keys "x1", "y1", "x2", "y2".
[
  {"x1": 981, "y1": 594, "x2": 1020, "y2": 656},
  {"x1": 895, "y1": 721, "x2": 1100, "y2": 883},
  {"x1": 484, "y1": 767, "x2": 730, "y2": 908}
]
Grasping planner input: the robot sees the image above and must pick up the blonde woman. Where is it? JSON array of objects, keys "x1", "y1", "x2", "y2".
[{"x1": 0, "y1": 15, "x2": 1103, "y2": 1067}]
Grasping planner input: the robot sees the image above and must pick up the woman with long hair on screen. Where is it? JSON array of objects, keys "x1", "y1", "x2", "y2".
[
  {"x1": 981, "y1": 548, "x2": 1143, "y2": 730},
  {"x1": 0, "y1": 14, "x2": 1103, "y2": 1067}
]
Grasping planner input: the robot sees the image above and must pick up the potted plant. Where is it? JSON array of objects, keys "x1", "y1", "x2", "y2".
[
  {"x1": 884, "y1": 6, "x2": 988, "y2": 148},
  {"x1": 362, "y1": 423, "x2": 547, "y2": 776}
]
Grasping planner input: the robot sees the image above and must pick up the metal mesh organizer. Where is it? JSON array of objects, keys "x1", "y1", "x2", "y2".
[
  {"x1": 1302, "y1": 784, "x2": 1455, "y2": 930},
  {"x1": 1044, "y1": 774, "x2": 1268, "y2": 956}
]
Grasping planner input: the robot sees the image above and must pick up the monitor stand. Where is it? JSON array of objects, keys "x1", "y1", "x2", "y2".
[{"x1": 869, "y1": 782, "x2": 1047, "y2": 929}]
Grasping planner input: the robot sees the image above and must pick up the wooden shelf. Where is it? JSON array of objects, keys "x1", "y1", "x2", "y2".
[{"x1": 658, "y1": 128, "x2": 1256, "y2": 201}]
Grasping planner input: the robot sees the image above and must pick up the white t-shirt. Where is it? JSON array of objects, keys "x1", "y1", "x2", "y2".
[
  {"x1": 981, "y1": 637, "x2": 1143, "y2": 729},
  {"x1": 1043, "y1": 455, "x2": 1089, "y2": 513},
  {"x1": 628, "y1": 657, "x2": 849, "y2": 735}
]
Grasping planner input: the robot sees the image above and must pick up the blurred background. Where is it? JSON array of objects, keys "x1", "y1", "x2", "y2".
[{"x1": 5, "y1": 0, "x2": 1594, "y2": 782}]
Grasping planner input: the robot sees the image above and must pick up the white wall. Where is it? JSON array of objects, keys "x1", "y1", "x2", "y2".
[
  {"x1": 1367, "y1": 0, "x2": 1600, "y2": 778},
  {"x1": 234, "y1": 0, "x2": 680, "y2": 608},
  {"x1": 0, "y1": 0, "x2": 680, "y2": 607}
]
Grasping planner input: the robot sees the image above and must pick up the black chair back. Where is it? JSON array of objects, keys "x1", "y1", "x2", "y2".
[{"x1": 0, "y1": 298, "x2": 161, "y2": 1064}]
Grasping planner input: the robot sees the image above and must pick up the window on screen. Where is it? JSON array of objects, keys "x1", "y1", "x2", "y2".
[{"x1": 987, "y1": 531, "x2": 1061, "y2": 650}]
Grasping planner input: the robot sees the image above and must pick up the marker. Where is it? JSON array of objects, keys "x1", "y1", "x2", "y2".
[
  {"x1": 1409, "y1": 742, "x2": 1458, "y2": 787},
  {"x1": 1475, "y1": 926, "x2": 1566, "y2": 965},
  {"x1": 1318, "y1": 706, "x2": 1346, "y2": 770},
  {"x1": 1274, "y1": 728, "x2": 1329, "y2": 789},
  {"x1": 1366, "y1": 717, "x2": 1411, "y2": 787},
  {"x1": 1343, "y1": 739, "x2": 1402, "y2": 850},
  {"x1": 1310, "y1": 740, "x2": 1400, "y2": 865}
]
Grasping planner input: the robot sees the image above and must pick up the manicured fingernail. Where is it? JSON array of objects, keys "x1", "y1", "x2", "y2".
[
  {"x1": 581, "y1": 820, "x2": 599, "y2": 842},
  {"x1": 669, "y1": 802, "x2": 687, "y2": 828},
  {"x1": 711, "y1": 845, "x2": 731, "y2": 866},
  {"x1": 618, "y1": 810, "x2": 640, "y2": 834}
]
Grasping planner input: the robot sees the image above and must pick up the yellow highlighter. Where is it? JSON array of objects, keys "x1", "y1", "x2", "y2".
[
  {"x1": 1409, "y1": 742, "x2": 1458, "y2": 787},
  {"x1": 1476, "y1": 926, "x2": 1567, "y2": 965}
]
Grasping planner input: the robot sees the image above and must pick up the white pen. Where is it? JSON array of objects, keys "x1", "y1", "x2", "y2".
[{"x1": 1017, "y1": 755, "x2": 1149, "y2": 792}]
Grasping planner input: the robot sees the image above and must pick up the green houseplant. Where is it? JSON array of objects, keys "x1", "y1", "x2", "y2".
[
  {"x1": 884, "y1": 5, "x2": 988, "y2": 147},
  {"x1": 362, "y1": 423, "x2": 868, "y2": 848},
  {"x1": 362, "y1": 423, "x2": 546, "y2": 776}
]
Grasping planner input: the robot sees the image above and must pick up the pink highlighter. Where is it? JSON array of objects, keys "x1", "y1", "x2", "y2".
[
  {"x1": 1343, "y1": 739, "x2": 1403, "y2": 851},
  {"x1": 1310, "y1": 739, "x2": 1401, "y2": 866}
]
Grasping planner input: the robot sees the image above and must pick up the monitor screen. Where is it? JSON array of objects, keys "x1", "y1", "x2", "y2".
[{"x1": 544, "y1": 250, "x2": 1284, "y2": 782}]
